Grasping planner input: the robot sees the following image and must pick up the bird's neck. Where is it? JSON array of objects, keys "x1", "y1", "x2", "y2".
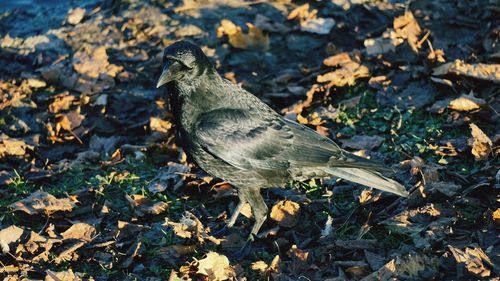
[{"x1": 169, "y1": 71, "x2": 225, "y2": 130}]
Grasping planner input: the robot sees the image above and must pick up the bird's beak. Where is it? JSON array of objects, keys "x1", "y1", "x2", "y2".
[{"x1": 156, "y1": 61, "x2": 174, "y2": 88}]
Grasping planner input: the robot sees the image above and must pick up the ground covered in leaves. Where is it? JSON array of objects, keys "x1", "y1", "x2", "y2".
[{"x1": 0, "y1": 0, "x2": 499, "y2": 280}]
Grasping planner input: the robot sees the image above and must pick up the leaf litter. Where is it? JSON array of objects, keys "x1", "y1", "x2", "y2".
[{"x1": 0, "y1": 0, "x2": 498, "y2": 280}]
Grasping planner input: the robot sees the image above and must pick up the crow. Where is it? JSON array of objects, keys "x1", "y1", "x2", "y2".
[{"x1": 157, "y1": 40, "x2": 408, "y2": 239}]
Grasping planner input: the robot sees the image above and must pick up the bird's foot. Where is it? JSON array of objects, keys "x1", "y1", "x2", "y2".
[
  {"x1": 228, "y1": 239, "x2": 253, "y2": 260},
  {"x1": 227, "y1": 200, "x2": 245, "y2": 228},
  {"x1": 211, "y1": 224, "x2": 229, "y2": 237}
]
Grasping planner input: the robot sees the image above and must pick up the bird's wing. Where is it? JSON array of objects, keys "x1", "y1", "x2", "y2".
[{"x1": 195, "y1": 108, "x2": 386, "y2": 172}]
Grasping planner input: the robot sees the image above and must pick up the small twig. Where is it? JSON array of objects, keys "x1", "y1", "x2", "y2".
[
  {"x1": 38, "y1": 214, "x2": 51, "y2": 235},
  {"x1": 417, "y1": 30, "x2": 431, "y2": 48}
]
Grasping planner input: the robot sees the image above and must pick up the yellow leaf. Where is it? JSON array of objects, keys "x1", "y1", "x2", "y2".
[
  {"x1": 270, "y1": 200, "x2": 300, "y2": 227},
  {"x1": 469, "y1": 123, "x2": 493, "y2": 161},
  {"x1": 196, "y1": 252, "x2": 234, "y2": 281},
  {"x1": 217, "y1": 20, "x2": 269, "y2": 51},
  {"x1": 493, "y1": 209, "x2": 500, "y2": 224},
  {"x1": 433, "y1": 60, "x2": 500, "y2": 83},
  {"x1": 448, "y1": 94, "x2": 486, "y2": 111}
]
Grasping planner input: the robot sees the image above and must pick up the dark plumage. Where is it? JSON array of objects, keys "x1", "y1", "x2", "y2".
[{"x1": 157, "y1": 40, "x2": 408, "y2": 239}]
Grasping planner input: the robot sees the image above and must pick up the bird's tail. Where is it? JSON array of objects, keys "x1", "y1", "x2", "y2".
[{"x1": 326, "y1": 167, "x2": 409, "y2": 197}]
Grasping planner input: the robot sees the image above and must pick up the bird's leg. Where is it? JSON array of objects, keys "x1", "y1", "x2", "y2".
[
  {"x1": 244, "y1": 186, "x2": 268, "y2": 241},
  {"x1": 227, "y1": 199, "x2": 245, "y2": 228}
]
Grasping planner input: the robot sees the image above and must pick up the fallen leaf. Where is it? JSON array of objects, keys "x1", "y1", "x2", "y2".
[
  {"x1": 164, "y1": 212, "x2": 218, "y2": 244},
  {"x1": 358, "y1": 189, "x2": 381, "y2": 205},
  {"x1": 428, "y1": 49, "x2": 445, "y2": 62},
  {"x1": 0, "y1": 134, "x2": 33, "y2": 157},
  {"x1": 288, "y1": 245, "x2": 310, "y2": 272},
  {"x1": 270, "y1": 200, "x2": 300, "y2": 228},
  {"x1": 251, "y1": 260, "x2": 268, "y2": 272},
  {"x1": 46, "y1": 269, "x2": 83, "y2": 281},
  {"x1": 251, "y1": 255, "x2": 280, "y2": 274},
  {"x1": 360, "y1": 259, "x2": 396, "y2": 281},
  {"x1": 0, "y1": 226, "x2": 24, "y2": 253},
  {"x1": 493, "y1": 209, "x2": 500, "y2": 224},
  {"x1": 287, "y1": 4, "x2": 311, "y2": 21},
  {"x1": 300, "y1": 18, "x2": 335, "y2": 35},
  {"x1": 393, "y1": 11, "x2": 422, "y2": 52},
  {"x1": 71, "y1": 46, "x2": 123, "y2": 93},
  {"x1": 126, "y1": 194, "x2": 168, "y2": 216},
  {"x1": 217, "y1": 19, "x2": 269, "y2": 51},
  {"x1": 468, "y1": 123, "x2": 493, "y2": 161},
  {"x1": 147, "y1": 162, "x2": 189, "y2": 194},
  {"x1": 196, "y1": 252, "x2": 235, "y2": 281},
  {"x1": 9, "y1": 190, "x2": 76, "y2": 215},
  {"x1": 449, "y1": 94, "x2": 486, "y2": 111},
  {"x1": 433, "y1": 60, "x2": 500, "y2": 83},
  {"x1": 364, "y1": 250, "x2": 386, "y2": 271},
  {"x1": 57, "y1": 110, "x2": 85, "y2": 132},
  {"x1": 364, "y1": 36, "x2": 397, "y2": 55},
  {"x1": 26, "y1": 77, "x2": 46, "y2": 88},
  {"x1": 49, "y1": 92, "x2": 76, "y2": 113},
  {"x1": 448, "y1": 245, "x2": 493, "y2": 278},
  {"x1": 426, "y1": 182, "x2": 462, "y2": 197},
  {"x1": 61, "y1": 223, "x2": 96, "y2": 242},
  {"x1": 317, "y1": 53, "x2": 369, "y2": 87},
  {"x1": 67, "y1": 7, "x2": 86, "y2": 25},
  {"x1": 150, "y1": 117, "x2": 173, "y2": 133}
]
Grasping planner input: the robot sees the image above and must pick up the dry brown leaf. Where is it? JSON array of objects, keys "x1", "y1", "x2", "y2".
[
  {"x1": 428, "y1": 49, "x2": 445, "y2": 62},
  {"x1": 317, "y1": 53, "x2": 369, "y2": 87},
  {"x1": 300, "y1": 18, "x2": 335, "y2": 35},
  {"x1": 364, "y1": 36, "x2": 397, "y2": 55},
  {"x1": 0, "y1": 226, "x2": 24, "y2": 254},
  {"x1": 26, "y1": 77, "x2": 46, "y2": 88},
  {"x1": 149, "y1": 117, "x2": 173, "y2": 133},
  {"x1": 163, "y1": 212, "x2": 216, "y2": 244},
  {"x1": 493, "y1": 208, "x2": 500, "y2": 224},
  {"x1": 360, "y1": 259, "x2": 396, "y2": 281},
  {"x1": 61, "y1": 223, "x2": 96, "y2": 242},
  {"x1": 426, "y1": 182, "x2": 462, "y2": 197},
  {"x1": 288, "y1": 245, "x2": 309, "y2": 272},
  {"x1": 270, "y1": 200, "x2": 300, "y2": 228},
  {"x1": 323, "y1": 52, "x2": 352, "y2": 67},
  {"x1": 396, "y1": 254, "x2": 438, "y2": 279},
  {"x1": 433, "y1": 60, "x2": 500, "y2": 83},
  {"x1": 67, "y1": 7, "x2": 85, "y2": 25},
  {"x1": 49, "y1": 93, "x2": 75, "y2": 113},
  {"x1": 217, "y1": 19, "x2": 269, "y2": 51},
  {"x1": 9, "y1": 190, "x2": 76, "y2": 215},
  {"x1": 46, "y1": 269, "x2": 83, "y2": 281},
  {"x1": 212, "y1": 182, "x2": 235, "y2": 199},
  {"x1": 251, "y1": 260, "x2": 269, "y2": 272},
  {"x1": 196, "y1": 252, "x2": 235, "y2": 281},
  {"x1": 448, "y1": 245, "x2": 493, "y2": 278},
  {"x1": 71, "y1": 46, "x2": 123, "y2": 94},
  {"x1": 126, "y1": 194, "x2": 168, "y2": 216},
  {"x1": 57, "y1": 110, "x2": 85, "y2": 132},
  {"x1": 393, "y1": 11, "x2": 422, "y2": 52},
  {"x1": 0, "y1": 134, "x2": 33, "y2": 157},
  {"x1": 287, "y1": 4, "x2": 310, "y2": 21},
  {"x1": 449, "y1": 94, "x2": 486, "y2": 111},
  {"x1": 358, "y1": 189, "x2": 381, "y2": 205},
  {"x1": 469, "y1": 123, "x2": 493, "y2": 161},
  {"x1": 73, "y1": 46, "x2": 110, "y2": 78}
]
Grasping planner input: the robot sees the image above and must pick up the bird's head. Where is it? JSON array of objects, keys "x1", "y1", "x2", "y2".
[{"x1": 156, "y1": 40, "x2": 213, "y2": 88}]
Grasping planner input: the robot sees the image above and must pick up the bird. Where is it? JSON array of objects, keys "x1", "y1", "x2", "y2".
[{"x1": 156, "y1": 40, "x2": 409, "y2": 240}]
